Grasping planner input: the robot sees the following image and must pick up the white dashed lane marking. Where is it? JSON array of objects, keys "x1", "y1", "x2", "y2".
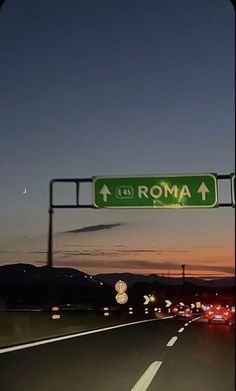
[
  {"x1": 131, "y1": 361, "x2": 163, "y2": 391},
  {"x1": 166, "y1": 336, "x2": 178, "y2": 346}
]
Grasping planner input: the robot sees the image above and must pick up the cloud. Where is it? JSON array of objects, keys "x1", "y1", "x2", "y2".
[
  {"x1": 0, "y1": 249, "x2": 23, "y2": 254},
  {"x1": 62, "y1": 223, "x2": 122, "y2": 234},
  {"x1": 185, "y1": 264, "x2": 235, "y2": 274},
  {"x1": 27, "y1": 251, "x2": 48, "y2": 254},
  {"x1": 60, "y1": 247, "x2": 189, "y2": 257}
]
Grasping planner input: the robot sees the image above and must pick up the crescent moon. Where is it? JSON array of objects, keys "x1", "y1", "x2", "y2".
[{"x1": 23, "y1": 188, "x2": 27, "y2": 194}]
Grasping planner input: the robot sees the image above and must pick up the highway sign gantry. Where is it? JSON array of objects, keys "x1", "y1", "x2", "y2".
[{"x1": 93, "y1": 174, "x2": 218, "y2": 208}]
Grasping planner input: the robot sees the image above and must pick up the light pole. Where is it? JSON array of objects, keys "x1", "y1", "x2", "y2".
[{"x1": 181, "y1": 264, "x2": 185, "y2": 285}]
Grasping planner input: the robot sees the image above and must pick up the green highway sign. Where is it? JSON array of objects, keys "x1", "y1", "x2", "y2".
[
  {"x1": 93, "y1": 174, "x2": 218, "y2": 208},
  {"x1": 231, "y1": 173, "x2": 235, "y2": 207}
]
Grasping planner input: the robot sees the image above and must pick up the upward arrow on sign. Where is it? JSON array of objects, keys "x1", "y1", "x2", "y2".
[
  {"x1": 99, "y1": 185, "x2": 111, "y2": 202},
  {"x1": 197, "y1": 182, "x2": 210, "y2": 201}
]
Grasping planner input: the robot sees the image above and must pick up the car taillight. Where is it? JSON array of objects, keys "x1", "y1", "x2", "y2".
[
  {"x1": 223, "y1": 311, "x2": 230, "y2": 317},
  {"x1": 185, "y1": 308, "x2": 190, "y2": 313},
  {"x1": 173, "y1": 308, "x2": 178, "y2": 313},
  {"x1": 207, "y1": 311, "x2": 214, "y2": 316}
]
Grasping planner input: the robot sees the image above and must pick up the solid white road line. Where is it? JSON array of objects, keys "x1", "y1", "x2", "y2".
[
  {"x1": 131, "y1": 361, "x2": 163, "y2": 391},
  {"x1": 0, "y1": 317, "x2": 172, "y2": 354},
  {"x1": 178, "y1": 327, "x2": 184, "y2": 333},
  {"x1": 166, "y1": 336, "x2": 178, "y2": 346}
]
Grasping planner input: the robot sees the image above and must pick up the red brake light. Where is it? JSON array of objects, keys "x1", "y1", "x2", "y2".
[{"x1": 207, "y1": 310, "x2": 214, "y2": 316}]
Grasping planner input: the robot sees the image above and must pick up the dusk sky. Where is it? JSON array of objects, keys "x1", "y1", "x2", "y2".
[{"x1": 0, "y1": 0, "x2": 234, "y2": 278}]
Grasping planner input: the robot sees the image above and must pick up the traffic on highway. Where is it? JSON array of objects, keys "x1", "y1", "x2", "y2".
[{"x1": 0, "y1": 310, "x2": 235, "y2": 391}]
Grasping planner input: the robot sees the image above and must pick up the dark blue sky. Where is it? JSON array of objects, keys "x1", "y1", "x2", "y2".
[{"x1": 0, "y1": 1, "x2": 234, "y2": 276}]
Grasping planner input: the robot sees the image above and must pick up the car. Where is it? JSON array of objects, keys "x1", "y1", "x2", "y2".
[
  {"x1": 204, "y1": 304, "x2": 232, "y2": 324},
  {"x1": 202, "y1": 304, "x2": 212, "y2": 311},
  {"x1": 172, "y1": 304, "x2": 192, "y2": 319}
]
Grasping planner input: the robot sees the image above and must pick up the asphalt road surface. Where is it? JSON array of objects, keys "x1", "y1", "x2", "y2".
[{"x1": 0, "y1": 316, "x2": 234, "y2": 391}]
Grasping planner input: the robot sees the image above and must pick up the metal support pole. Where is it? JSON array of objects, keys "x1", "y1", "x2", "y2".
[
  {"x1": 47, "y1": 180, "x2": 54, "y2": 268},
  {"x1": 47, "y1": 207, "x2": 54, "y2": 268}
]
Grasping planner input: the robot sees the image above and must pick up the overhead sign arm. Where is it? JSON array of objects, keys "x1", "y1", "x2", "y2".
[
  {"x1": 47, "y1": 174, "x2": 233, "y2": 267},
  {"x1": 47, "y1": 178, "x2": 93, "y2": 268}
]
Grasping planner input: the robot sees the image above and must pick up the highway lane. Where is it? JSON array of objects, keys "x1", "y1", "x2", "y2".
[
  {"x1": 148, "y1": 318, "x2": 235, "y2": 391},
  {"x1": 0, "y1": 316, "x2": 234, "y2": 391}
]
